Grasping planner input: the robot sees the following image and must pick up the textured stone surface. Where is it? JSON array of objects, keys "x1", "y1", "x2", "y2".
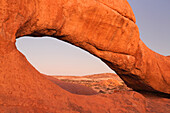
[
  {"x1": 0, "y1": 0, "x2": 170, "y2": 112},
  {"x1": 48, "y1": 74, "x2": 170, "y2": 113}
]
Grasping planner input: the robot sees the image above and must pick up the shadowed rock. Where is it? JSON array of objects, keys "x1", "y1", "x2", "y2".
[{"x1": 0, "y1": 0, "x2": 169, "y2": 112}]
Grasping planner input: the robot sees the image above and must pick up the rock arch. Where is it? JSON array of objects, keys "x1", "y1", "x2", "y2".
[{"x1": 0, "y1": 0, "x2": 170, "y2": 112}]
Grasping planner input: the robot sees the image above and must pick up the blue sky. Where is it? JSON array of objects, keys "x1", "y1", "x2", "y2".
[
  {"x1": 16, "y1": 0, "x2": 170, "y2": 76},
  {"x1": 127, "y1": 0, "x2": 170, "y2": 55}
]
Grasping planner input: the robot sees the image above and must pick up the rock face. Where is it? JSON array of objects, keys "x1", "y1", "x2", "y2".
[
  {"x1": 0, "y1": 0, "x2": 170, "y2": 112},
  {"x1": 14, "y1": 0, "x2": 170, "y2": 94}
]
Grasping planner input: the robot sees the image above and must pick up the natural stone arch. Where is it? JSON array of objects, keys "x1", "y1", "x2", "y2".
[
  {"x1": 1, "y1": 0, "x2": 170, "y2": 112},
  {"x1": 0, "y1": 0, "x2": 169, "y2": 94}
]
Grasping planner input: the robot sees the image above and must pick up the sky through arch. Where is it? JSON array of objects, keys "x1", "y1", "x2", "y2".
[{"x1": 16, "y1": 0, "x2": 170, "y2": 75}]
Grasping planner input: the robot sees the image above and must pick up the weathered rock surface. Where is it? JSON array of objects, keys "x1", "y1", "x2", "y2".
[
  {"x1": 47, "y1": 74, "x2": 170, "y2": 113},
  {"x1": 0, "y1": 0, "x2": 170, "y2": 112}
]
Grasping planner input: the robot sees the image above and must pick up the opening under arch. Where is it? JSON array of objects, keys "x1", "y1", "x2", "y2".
[{"x1": 16, "y1": 36, "x2": 115, "y2": 76}]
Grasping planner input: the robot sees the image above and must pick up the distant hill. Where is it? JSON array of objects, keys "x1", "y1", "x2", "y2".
[
  {"x1": 46, "y1": 73, "x2": 130, "y2": 94},
  {"x1": 48, "y1": 73, "x2": 123, "y2": 82}
]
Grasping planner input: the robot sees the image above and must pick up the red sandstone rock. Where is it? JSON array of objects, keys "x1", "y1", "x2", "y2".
[{"x1": 0, "y1": 0, "x2": 170, "y2": 112}]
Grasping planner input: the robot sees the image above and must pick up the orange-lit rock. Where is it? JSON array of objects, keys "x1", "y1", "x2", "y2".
[
  {"x1": 0, "y1": 0, "x2": 170, "y2": 112},
  {"x1": 0, "y1": 48, "x2": 146, "y2": 112}
]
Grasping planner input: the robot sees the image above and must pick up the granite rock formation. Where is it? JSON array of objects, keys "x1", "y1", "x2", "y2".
[
  {"x1": 12, "y1": 0, "x2": 170, "y2": 94},
  {"x1": 0, "y1": 0, "x2": 170, "y2": 112}
]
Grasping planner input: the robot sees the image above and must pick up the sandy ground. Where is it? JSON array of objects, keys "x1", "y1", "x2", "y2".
[{"x1": 48, "y1": 73, "x2": 132, "y2": 94}]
